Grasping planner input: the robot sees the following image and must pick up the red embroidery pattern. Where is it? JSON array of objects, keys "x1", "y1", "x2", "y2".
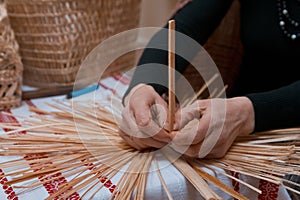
[
  {"x1": 82, "y1": 159, "x2": 117, "y2": 194},
  {"x1": 98, "y1": 82, "x2": 117, "y2": 95},
  {"x1": 112, "y1": 74, "x2": 131, "y2": 85},
  {"x1": 24, "y1": 154, "x2": 81, "y2": 200},
  {"x1": 26, "y1": 101, "x2": 117, "y2": 197},
  {"x1": 0, "y1": 106, "x2": 81, "y2": 200},
  {"x1": 0, "y1": 112, "x2": 25, "y2": 135},
  {"x1": 0, "y1": 169, "x2": 18, "y2": 200},
  {"x1": 24, "y1": 100, "x2": 35, "y2": 107},
  {"x1": 0, "y1": 112, "x2": 20, "y2": 200},
  {"x1": 258, "y1": 180, "x2": 279, "y2": 200},
  {"x1": 230, "y1": 171, "x2": 240, "y2": 200}
]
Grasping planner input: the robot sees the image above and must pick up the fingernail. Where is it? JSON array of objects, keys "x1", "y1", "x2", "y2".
[
  {"x1": 173, "y1": 122, "x2": 179, "y2": 130},
  {"x1": 164, "y1": 121, "x2": 169, "y2": 131},
  {"x1": 164, "y1": 121, "x2": 169, "y2": 126},
  {"x1": 137, "y1": 117, "x2": 149, "y2": 126}
]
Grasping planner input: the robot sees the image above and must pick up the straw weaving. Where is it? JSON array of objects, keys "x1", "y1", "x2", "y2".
[{"x1": 0, "y1": 74, "x2": 299, "y2": 200}]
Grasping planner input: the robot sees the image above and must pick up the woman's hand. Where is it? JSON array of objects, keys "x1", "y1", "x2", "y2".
[
  {"x1": 119, "y1": 84, "x2": 172, "y2": 150},
  {"x1": 170, "y1": 97, "x2": 255, "y2": 158}
]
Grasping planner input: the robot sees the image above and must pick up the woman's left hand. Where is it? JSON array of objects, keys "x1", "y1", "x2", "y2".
[{"x1": 170, "y1": 97, "x2": 255, "y2": 158}]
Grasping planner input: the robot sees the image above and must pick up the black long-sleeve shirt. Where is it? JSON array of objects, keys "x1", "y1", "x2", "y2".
[{"x1": 124, "y1": 0, "x2": 300, "y2": 132}]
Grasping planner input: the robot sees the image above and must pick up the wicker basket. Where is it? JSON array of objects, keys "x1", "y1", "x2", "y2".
[
  {"x1": 6, "y1": 0, "x2": 141, "y2": 88},
  {"x1": 0, "y1": 1, "x2": 23, "y2": 110}
]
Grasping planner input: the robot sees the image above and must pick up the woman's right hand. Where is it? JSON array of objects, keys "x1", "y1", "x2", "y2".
[{"x1": 119, "y1": 84, "x2": 172, "y2": 150}]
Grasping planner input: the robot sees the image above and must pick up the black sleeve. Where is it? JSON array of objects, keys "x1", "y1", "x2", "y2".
[
  {"x1": 246, "y1": 80, "x2": 300, "y2": 132},
  {"x1": 122, "y1": 0, "x2": 234, "y2": 103}
]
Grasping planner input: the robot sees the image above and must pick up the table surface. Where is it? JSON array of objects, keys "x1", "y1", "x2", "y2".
[{"x1": 0, "y1": 74, "x2": 292, "y2": 200}]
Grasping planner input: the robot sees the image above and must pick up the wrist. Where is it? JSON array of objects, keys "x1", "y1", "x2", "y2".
[{"x1": 232, "y1": 97, "x2": 255, "y2": 135}]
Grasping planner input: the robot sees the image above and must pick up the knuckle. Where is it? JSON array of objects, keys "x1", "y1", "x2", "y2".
[
  {"x1": 186, "y1": 151, "x2": 197, "y2": 158},
  {"x1": 136, "y1": 116, "x2": 150, "y2": 127},
  {"x1": 119, "y1": 122, "x2": 130, "y2": 133},
  {"x1": 211, "y1": 150, "x2": 226, "y2": 158},
  {"x1": 135, "y1": 146, "x2": 143, "y2": 151},
  {"x1": 215, "y1": 153, "x2": 226, "y2": 158}
]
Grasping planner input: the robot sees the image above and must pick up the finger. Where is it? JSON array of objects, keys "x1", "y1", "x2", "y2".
[
  {"x1": 197, "y1": 109, "x2": 225, "y2": 158},
  {"x1": 169, "y1": 142, "x2": 202, "y2": 158},
  {"x1": 154, "y1": 94, "x2": 178, "y2": 132},
  {"x1": 122, "y1": 107, "x2": 171, "y2": 142},
  {"x1": 174, "y1": 101, "x2": 202, "y2": 129},
  {"x1": 120, "y1": 105, "x2": 171, "y2": 143},
  {"x1": 132, "y1": 135, "x2": 168, "y2": 149},
  {"x1": 171, "y1": 98, "x2": 229, "y2": 158},
  {"x1": 119, "y1": 130, "x2": 168, "y2": 150},
  {"x1": 121, "y1": 106, "x2": 158, "y2": 141},
  {"x1": 205, "y1": 147, "x2": 227, "y2": 159},
  {"x1": 204, "y1": 129, "x2": 236, "y2": 159},
  {"x1": 120, "y1": 106, "x2": 143, "y2": 137},
  {"x1": 133, "y1": 94, "x2": 170, "y2": 141},
  {"x1": 176, "y1": 113, "x2": 225, "y2": 158},
  {"x1": 155, "y1": 95, "x2": 169, "y2": 128},
  {"x1": 123, "y1": 84, "x2": 146, "y2": 106},
  {"x1": 131, "y1": 101, "x2": 152, "y2": 127},
  {"x1": 139, "y1": 120, "x2": 172, "y2": 143},
  {"x1": 118, "y1": 130, "x2": 148, "y2": 150},
  {"x1": 171, "y1": 116, "x2": 208, "y2": 146},
  {"x1": 170, "y1": 119, "x2": 200, "y2": 145},
  {"x1": 150, "y1": 103, "x2": 167, "y2": 129},
  {"x1": 165, "y1": 105, "x2": 180, "y2": 131}
]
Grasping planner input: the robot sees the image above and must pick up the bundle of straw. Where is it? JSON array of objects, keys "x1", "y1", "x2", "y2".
[
  {"x1": 0, "y1": 15, "x2": 299, "y2": 198},
  {"x1": 0, "y1": 96, "x2": 299, "y2": 199}
]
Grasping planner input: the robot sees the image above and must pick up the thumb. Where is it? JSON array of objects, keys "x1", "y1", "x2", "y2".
[
  {"x1": 150, "y1": 103, "x2": 168, "y2": 128},
  {"x1": 132, "y1": 103, "x2": 151, "y2": 127},
  {"x1": 174, "y1": 101, "x2": 204, "y2": 129}
]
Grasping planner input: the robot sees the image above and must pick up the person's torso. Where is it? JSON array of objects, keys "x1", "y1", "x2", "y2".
[{"x1": 232, "y1": 0, "x2": 300, "y2": 95}]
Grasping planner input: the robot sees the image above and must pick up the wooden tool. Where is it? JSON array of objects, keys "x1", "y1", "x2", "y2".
[{"x1": 168, "y1": 20, "x2": 176, "y2": 132}]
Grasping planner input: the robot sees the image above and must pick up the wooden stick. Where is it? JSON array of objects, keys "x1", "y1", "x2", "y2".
[
  {"x1": 196, "y1": 160, "x2": 262, "y2": 194},
  {"x1": 215, "y1": 85, "x2": 228, "y2": 98},
  {"x1": 185, "y1": 74, "x2": 219, "y2": 106},
  {"x1": 1, "y1": 97, "x2": 300, "y2": 199},
  {"x1": 191, "y1": 165, "x2": 248, "y2": 200},
  {"x1": 168, "y1": 20, "x2": 176, "y2": 132},
  {"x1": 155, "y1": 158, "x2": 174, "y2": 200},
  {"x1": 162, "y1": 147, "x2": 219, "y2": 200}
]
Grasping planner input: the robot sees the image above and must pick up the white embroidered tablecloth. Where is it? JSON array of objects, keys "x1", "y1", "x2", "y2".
[{"x1": 0, "y1": 74, "x2": 292, "y2": 200}]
